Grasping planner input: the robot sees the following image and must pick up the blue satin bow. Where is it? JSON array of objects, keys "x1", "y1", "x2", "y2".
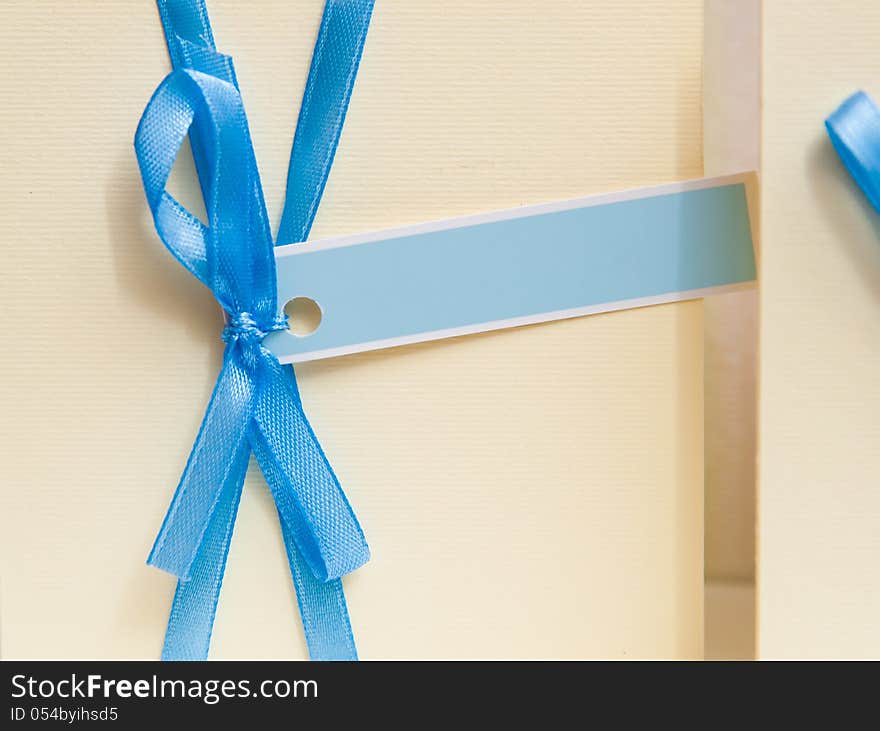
[
  {"x1": 135, "y1": 0, "x2": 375, "y2": 660},
  {"x1": 827, "y1": 91, "x2": 880, "y2": 212}
]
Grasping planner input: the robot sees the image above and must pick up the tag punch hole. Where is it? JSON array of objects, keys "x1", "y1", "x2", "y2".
[{"x1": 284, "y1": 296, "x2": 323, "y2": 337}]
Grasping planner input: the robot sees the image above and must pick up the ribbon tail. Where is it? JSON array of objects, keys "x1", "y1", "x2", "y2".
[
  {"x1": 249, "y1": 356, "x2": 370, "y2": 583},
  {"x1": 279, "y1": 514, "x2": 358, "y2": 661},
  {"x1": 161, "y1": 444, "x2": 249, "y2": 661},
  {"x1": 826, "y1": 91, "x2": 880, "y2": 213},
  {"x1": 148, "y1": 352, "x2": 255, "y2": 579}
]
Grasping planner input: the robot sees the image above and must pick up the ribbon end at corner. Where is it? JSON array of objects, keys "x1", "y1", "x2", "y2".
[
  {"x1": 147, "y1": 546, "x2": 194, "y2": 583},
  {"x1": 319, "y1": 543, "x2": 371, "y2": 584}
]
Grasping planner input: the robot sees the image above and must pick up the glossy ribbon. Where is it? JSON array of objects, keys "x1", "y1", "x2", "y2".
[
  {"x1": 137, "y1": 0, "x2": 375, "y2": 660},
  {"x1": 826, "y1": 90, "x2": 880, "y2": 212}
]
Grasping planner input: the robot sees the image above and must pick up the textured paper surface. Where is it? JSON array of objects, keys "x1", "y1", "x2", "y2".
[
  {"x1": 0, "y1": 1, "x2": 704, "y2": 658},
  {"x1": 761, "y1": 1, "x2": 880, "y2": 658}
]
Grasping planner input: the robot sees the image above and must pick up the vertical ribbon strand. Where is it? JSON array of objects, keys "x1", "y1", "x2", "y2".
[
  {"x1": 140, "y1": 0, "x2": 375, "y2": 661},
  {"x1": 277, "y1": 0, "x2": 375, "y2": 245}
]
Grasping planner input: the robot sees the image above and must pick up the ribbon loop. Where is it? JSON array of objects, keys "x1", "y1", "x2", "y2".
[
  {"x1": 250, "y1": 354, "x2": 369, "y2": 582},
  {"x1": 147, "y1": 353, "x2": 254, "y2": 579}
]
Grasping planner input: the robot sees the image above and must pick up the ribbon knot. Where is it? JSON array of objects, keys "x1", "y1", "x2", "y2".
[{"x1": 222, "y1": 311, "x2": 288, "y2": 344}]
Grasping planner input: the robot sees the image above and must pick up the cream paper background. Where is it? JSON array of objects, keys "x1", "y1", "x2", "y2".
[
  {"x1": 760, "y1": 1, "x2": 880, "y2": 658},
  {"x1": 0, "y1": 1, "x2": 706, "y2": 658}
]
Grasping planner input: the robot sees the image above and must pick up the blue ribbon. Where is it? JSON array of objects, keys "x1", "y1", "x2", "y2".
[
  {"x1": 826, "y1": 91, "x2": 880, "y2": 212},
  {"x1": 136, "y1": 0, "x2": 375, "y2": 660}
]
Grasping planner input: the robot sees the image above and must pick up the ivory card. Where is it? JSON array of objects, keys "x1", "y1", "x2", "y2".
[{"x1": 0, "y1": 1, "x2": 707, "y2": 658}]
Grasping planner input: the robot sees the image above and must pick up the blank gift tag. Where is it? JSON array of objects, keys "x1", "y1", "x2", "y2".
[{"x1": 266, "y1": 174, "x2": 757, "y2": 363}]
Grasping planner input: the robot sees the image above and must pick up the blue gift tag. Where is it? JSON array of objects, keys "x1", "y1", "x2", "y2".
[{"x1": 266, "y1": 174, "x2": 757, "y2": 363}]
